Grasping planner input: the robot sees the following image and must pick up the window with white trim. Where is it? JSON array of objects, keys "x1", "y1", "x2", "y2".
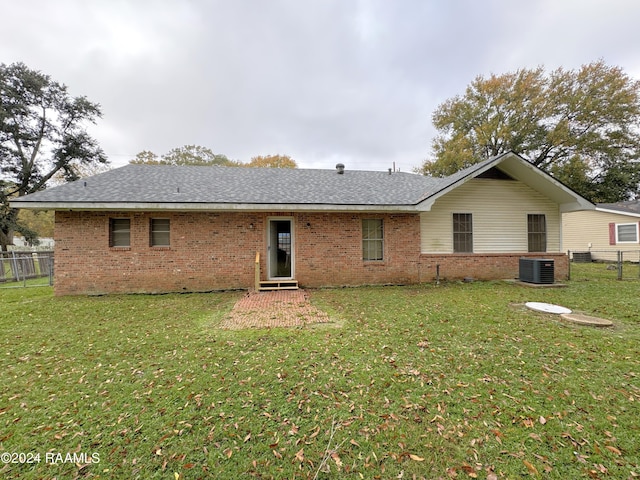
[{"x1": 616, "y1": 223, "x2": 639, "y2": 243}]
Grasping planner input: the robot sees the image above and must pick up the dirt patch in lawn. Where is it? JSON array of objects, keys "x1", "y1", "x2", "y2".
[{"x1": 219, "y1": 289, "x2": 331, "y2": 330}]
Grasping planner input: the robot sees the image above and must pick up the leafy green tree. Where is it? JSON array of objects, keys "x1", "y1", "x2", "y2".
[
  {"x1": 130, "y1": 150, "x2": 161, "y2": 165},
  {"x1": 130, "y1": 145, "x2": 241, "y2": 166},
  {"x1": 420, "y1": 60, "x2": 640, "y2": 202},
  {"x1": 131, "y1": 147, "x2": 298, "y2": 169},
  {"x1": 0, "y1": 62, "x2": 107, "y2": 250},
  {"x1": 17, "y1": 209, "x2": 54, "y2": 239},
  {"x1": 162, "y1": 145, "x2": 240, "y2": 166},
  {"x1": 246, "y1": 154, "x2": 297, "y2": 168}
]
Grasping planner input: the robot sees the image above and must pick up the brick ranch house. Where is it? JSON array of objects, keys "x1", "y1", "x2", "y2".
[{"x1": 11, "y1": 152, "x2": 593, "y2": 296}]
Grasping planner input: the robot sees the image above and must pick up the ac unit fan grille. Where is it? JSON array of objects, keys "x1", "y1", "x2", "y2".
[{"x1": 519, "y1": 258, "x2": 554, "y2": 284}]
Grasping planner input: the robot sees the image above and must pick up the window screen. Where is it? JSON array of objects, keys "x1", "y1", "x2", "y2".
[
  {"x1": 527, "y1": 214, "x2": 547, "y2": 252},
  {"x1": 362, "y1": 219, "x2": 383, "y2": 261},
  {"x1": 453, "y1": 213, "x2": 473, "y2": 253},
  {"x1": 617, "y1": 223, "x2": 638, "y2": 243},
  {"x1": 110, "y1": 218, "x2": 131, "y2": 247},
  {"x1": 151, "y1": 219, "x2": 170, "y2": 246}
]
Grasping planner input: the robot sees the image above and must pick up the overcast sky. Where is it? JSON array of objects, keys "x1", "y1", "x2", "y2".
[{"x1": 2, "y1": 0, "x2": 640, "y2": 172}]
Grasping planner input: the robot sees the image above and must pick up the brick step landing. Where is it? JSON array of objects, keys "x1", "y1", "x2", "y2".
[{"x1": 258, "y1": 279, "x2": 299, "y2": 291}]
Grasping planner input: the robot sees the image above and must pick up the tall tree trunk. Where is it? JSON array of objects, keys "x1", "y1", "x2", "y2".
[
  {"x1": 0, "y1": 228, "x2": 11, "y2": 251},
  {"x1": 0, "y1": 208, "x2": 19, "y2": 251}
]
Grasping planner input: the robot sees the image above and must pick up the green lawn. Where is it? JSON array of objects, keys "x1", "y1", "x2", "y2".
[{"x1": 1, "y1": 276, "x2": 638, "y2": 479}]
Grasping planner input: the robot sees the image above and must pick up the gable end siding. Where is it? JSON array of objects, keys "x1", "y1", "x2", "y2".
[{"x1": 420, "y1": 179, "x2": 560, "y2": 253}]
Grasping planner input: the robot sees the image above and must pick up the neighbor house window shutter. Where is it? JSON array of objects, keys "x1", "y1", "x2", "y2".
[{"x1": 609, "y1": 223, "x2": 616, "y2": 245}]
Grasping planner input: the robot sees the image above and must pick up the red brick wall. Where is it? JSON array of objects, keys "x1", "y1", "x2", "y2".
[
  {"x1": 54, "y1": 211, "x2": 264, "y2": 295},
  {"x1": 418, "y1": 253, "x2": 569, "y2": 282},
  {"x1": 53, "y1": 210, "x2": 568, "y2": 295},
  {"x1": 294, "y1": 212, "x2": 421, "y2": 287}
]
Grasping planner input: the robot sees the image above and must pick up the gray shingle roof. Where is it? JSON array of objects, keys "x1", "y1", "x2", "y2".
[
  {"x1": 11, "y1": 152, "x2": 593, "y2": 212},
  {"x1": 13, "y1": 164, "x2": 447, "y2": 207},
  {"x1": 597, "y1": 201, "x2": 640, "y2": 215}
]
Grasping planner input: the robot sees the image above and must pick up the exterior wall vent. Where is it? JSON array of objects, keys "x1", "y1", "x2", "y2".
[{"x1": 519, "y1": 258, "x2": 554, "y2": 284}]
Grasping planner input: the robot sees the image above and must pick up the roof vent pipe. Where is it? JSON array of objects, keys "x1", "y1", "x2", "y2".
[{"x1": 336, "y1": 163, "x2": 345, "y2": 174}]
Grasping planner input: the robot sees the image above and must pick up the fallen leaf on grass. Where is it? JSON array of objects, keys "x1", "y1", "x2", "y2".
[
  {"x1": 409, "y1": 454, "x2": 425, "y2": 461},
  {"x1": 595, "y1": 464, "x2": 608, "y2": 474},
  {"x1": 460, "y1": 464, "x2": 477, "y2": 477},
  {"x1": 574, "y1": 452, "x2": 588, "y2": 464},
  {"x1": 605, "y1": 445, "x2": 622, "y2": 455},
  {"x1": 523, "y1": 459, "x2": 538, "y2": 475}
]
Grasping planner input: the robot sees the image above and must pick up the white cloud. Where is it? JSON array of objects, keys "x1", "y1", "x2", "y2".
[{"x1": 2, "y1": 0, "x2": 639, "y2": 172}]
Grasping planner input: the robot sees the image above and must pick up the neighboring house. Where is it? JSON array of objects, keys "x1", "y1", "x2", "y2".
[
  {"x1": 563, "y1": 201, "x2": 640, "y2": 261},
  {"x1": 11, "y1": 236, "x2": 55, "y2": 249},
  {"x1": 11, "y1": 152, "x2": 593, "y2": 296}
]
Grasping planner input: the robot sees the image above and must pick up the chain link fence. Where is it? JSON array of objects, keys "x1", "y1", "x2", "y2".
[
  {"x1": 0, "y1": 251, "x2": 54, "y2": 287},
  {"x1": 568, "y1": 250, "x2": 640, "y2": 281}
]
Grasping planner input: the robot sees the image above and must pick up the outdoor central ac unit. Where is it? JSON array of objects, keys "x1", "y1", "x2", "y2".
[{"x1": 519, "y1": 258, "x2": 554, "y2": 284}]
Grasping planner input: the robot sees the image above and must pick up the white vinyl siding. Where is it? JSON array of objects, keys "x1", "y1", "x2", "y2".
[
  {"x1": 420, "y1": 179, "x2": 560, "y2": 253},
  {"x1": 563, "y1": 210, "x2": 640, "y2": 254}
]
